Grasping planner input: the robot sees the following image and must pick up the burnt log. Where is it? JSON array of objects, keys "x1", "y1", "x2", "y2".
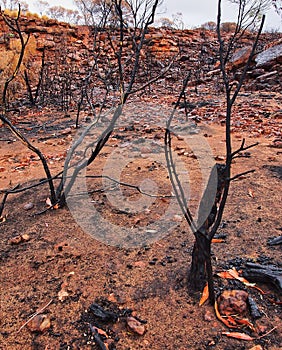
[
  {"x1": 243, "y1": 262, "x2": 282, "y2": 295},
  {"x1": 267, "y1": 235, "x2": 282, "y2": 246}
]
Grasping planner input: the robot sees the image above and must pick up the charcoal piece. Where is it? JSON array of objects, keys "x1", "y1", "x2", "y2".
[
  {"x1": 247, "y1": 296, "x2": 262, "y2": 319},
  {"x1": 89, "y1": 303, "x2": 118, "y2": 323}
]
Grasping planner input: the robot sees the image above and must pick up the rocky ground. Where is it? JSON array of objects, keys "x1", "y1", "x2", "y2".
[
  {"x1": 1, "y1": 94, "x2": 282, "y2": 349},
  {"x1": 0, "y1": 13, "x2": 282, "y2": 350}
]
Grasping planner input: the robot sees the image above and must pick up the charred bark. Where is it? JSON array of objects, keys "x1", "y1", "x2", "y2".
[
  {"x1": 189, "y1": 233, "x2": 210, "y2": 291},
  {"x1": 188, "y1": 164, "x2": 226, "y2": 303},
  {"x1": 189, "y1": 233, "x2": 215, "y2": 303}
]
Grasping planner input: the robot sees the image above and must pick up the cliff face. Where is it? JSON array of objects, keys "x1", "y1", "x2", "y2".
[{"x1": 0, "y1": 13, "x2": 281, "y2": 106}]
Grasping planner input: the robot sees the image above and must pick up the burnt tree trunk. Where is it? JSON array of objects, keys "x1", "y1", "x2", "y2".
[
  {"x1": 188, "y1": 164, "x2": 226, "y2": 303},
  {"x1": 189, "y1": 233, "x2": 214, "y2": 303}
]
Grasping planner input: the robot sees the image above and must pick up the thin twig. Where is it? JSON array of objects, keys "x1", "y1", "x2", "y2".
[
  {"x1": 17, "y1": 299, "x2": 53, "y2": 333},
  {"x1": 0, "y1": 173, "x2": 63, "y2": 195},
  {"x1": 257, "y1": 326, "x2": 277, "y2": 339},
  {"x1": 33, "y1": 202, "x2": 59, "y2": 216},
  {"x1": 229, "y1": 169, "x2": 255, "y2": 182},
  {"x1": 165, "y1": 72, "x2": 196, "y2": 231},
  {"x1": 231, "y1": 139, "x2": 259, "y2": 159},
  {"x1": 70, "y1": 174, "x2": 174, "y2": 199},
  {"x1": 128, "y1": 58, "x2": 176, "y2": 95}
]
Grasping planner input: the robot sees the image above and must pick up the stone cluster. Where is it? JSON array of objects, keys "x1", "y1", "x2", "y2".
[{"x1": 0, "y1": 14, "x2": 281, "y2": 94}]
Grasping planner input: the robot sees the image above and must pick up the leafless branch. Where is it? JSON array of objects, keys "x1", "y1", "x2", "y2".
[
  {"x1": 84, "y1": 174, "x2": 174, "y2": 199},
  {"x1": 229, "y1": 169, "x2": 256, "y2": 181},
  {"x1": 164, "y1": 73, "x2": 196, "y2": 230},
  {"x1": 231, "y1": 139, "x2": 259, "y2": 159}
]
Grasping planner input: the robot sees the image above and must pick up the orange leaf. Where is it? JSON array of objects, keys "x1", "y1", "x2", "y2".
[
  {"x1": 251, "y1": 285, "x2": 267, "y2": 295},
  {"x1": 222, "y1": 331, "x2": 254, "y2": 341},
  {"x1": 235, "y1": 317, "x2": 255, "y2": 331},
  {"x1": 92, "y1": 326, "x2": 108, "y2": 338},
  {"x1": 228, "y1": 268, "x2": 256, "y2": 287},
  {"x1": 214, "y1": 301, "x2": 238, "y2": 329},
  {"x1": 212, "y1": 238, "x2": 225, "y2": 243},
  {"x1": 217, "y1": 271, "x2": 234, "y2": 279},
  {"x1": 199, "y1": 283, "x2": 209, "y2": 306}
]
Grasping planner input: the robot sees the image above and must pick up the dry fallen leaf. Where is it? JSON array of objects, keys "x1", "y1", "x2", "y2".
[
  {"x1": 249, "y1": 346, "x2": 263, "y2": 350},
  {"x1": 227, "y1": 268, "x2": 256, "y2": 287},
  {"x1": 0, "y1": 215, "x2": 7, "y2": 223},
  {"x1": 212, "y1": 238, "x2": 225, "y2": 243},
  {"x1": 214, "y1": 301, "x2": 238, "y2": 329},
  {"x1": 217, "y1": 271, "x2": 234, "y2": 279},
  {"x1": 199, "y1": 283, "x2": 209, "y2": 306},
  {"x1": 92, "y1": 326, "x2": 108, "y2": 338},
  {"x1": 222, "y1": 332, "x2": 254, "y2": 341},
  {"x1": 215, "y1": 299, "x2": 252, "y2": 330},
  {"x1": 46, "y1": 197, "x2": 52, "y2": 207},
  {"x1": 217, "y1": 268, "x2": 256, "y2": 287},
  {"x1": 236, "y1": 318, "x2": 256, "y2": 332}
]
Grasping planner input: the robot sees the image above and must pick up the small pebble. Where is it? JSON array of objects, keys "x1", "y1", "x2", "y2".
[{"x1": 23, "y1": 202, "x2": 34, "y2": 210}]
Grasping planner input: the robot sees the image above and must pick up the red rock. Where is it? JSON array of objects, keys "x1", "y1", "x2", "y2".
[
  {"x1": 217, "y1": 290, "x2": 248, "y2": 316},
  {"x1": 23, "y1": 202, "x2": 34, "y2": 210},
  {"x1": 9, "y1": 234, "x2": 30, "y2": 245},
  {"x1": 27, "y1": 314, "x2": 51, "y2": 333},
  {"x1": 229, "y1": 46, "x2": 253, "y2": 69},
  {"x1": 203, "y1": 310, "x2": 213, "y2": 322},
  {"x1": 127, "y1": 316, "x2": 146, "y2": 335}
]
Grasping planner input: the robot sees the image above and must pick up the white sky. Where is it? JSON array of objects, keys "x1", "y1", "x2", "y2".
[{"x1": 28, "y1": 0, "x2": 282, "y2": 31}]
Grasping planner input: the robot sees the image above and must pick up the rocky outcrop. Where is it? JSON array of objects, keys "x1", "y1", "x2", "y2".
[
  {"x1": 255, "y1": 42, "x2": 282, "y2": 67},
  {"x1": 0, "y1": 13, "x2": 281, "y2": 97}
]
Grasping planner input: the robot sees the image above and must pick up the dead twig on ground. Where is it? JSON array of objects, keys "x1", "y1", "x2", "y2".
[{"x1": 16, "y1": 299, "x2": 53, "y2": 333}]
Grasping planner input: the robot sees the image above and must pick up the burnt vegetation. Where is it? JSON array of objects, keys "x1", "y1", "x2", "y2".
[{"x1": 0, "y1": 1, "x2": 281, "y2": 348}]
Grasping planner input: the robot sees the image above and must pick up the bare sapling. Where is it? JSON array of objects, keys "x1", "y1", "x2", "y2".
[{"x1": 165, "y1": 0, "x2": 265, "y2": 303}]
